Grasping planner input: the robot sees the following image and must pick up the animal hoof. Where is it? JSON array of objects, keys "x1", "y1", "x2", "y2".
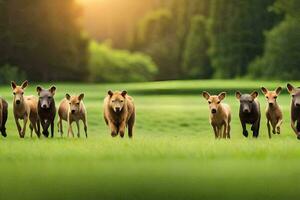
[
  {"x1": 243, "y1": 131, "x2": 248, "y2": 137},
  {"x1": 119, "y1": 132, "x2": 125, "y2": 138},
  {"x1": 111, "y1": 131, "x2": 118, "y2": 137},
  {"x1": 2, "y1": 132, "x2": 7, "y2": 137}
]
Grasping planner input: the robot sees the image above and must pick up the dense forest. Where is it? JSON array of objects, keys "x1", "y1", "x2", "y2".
[{"x1": 0, "y1": 0, "x2": 299, "y2": 82}]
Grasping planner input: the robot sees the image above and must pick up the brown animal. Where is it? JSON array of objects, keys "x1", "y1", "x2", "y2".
[
  {"x1": 58, "y1": 93, "x2": 88, "y2": 138},
  {"x1": 202, "y1": 91, "x2": 231, "y2": 139},
  {"x1": 104, "y1": 90, "x2": 135, "y2": 138},
  {"x1": 11, "y1": 81, "x2": 40, "y2": 138},
  {"x1": 261, "y1": 87, "x2": 283, "y2": 138},
  {"x1": 287, "y1": 83, "x2": 300, "y2": 139},
  {"x1": 0, "y1": 97, "x2": 8, "y2": 137}
]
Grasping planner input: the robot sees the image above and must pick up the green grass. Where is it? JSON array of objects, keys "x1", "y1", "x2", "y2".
[{"x1": 0, "y1": 80, "x2": 300, "y2": 200}]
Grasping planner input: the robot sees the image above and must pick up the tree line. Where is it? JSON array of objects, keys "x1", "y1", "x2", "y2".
[{"x1": 0, "y1": 0, "x2": 299, "y2": 82}]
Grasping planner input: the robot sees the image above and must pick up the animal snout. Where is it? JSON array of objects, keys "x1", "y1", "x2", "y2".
[
  {"x1": 115, "y1": 107, "x2": 121, "y2": 112},
  {"x1": 269, "y1": 102, "x2": 274, "y2": 106},
  {"x1": 16, "y1": 100, "x2": 21, "y2": 105},
  {"x1": 42, "y1": 104, "x2": 47, "y2": 109},
  {"x1": 211, "y1": 109, "x2": 217, "y2": 114},
  {"x1": 243, "y1": 109, "x2": 250, "y2": 113},
  {"x1": 71, "y1": 110, "x2": 76, "y2": 114}
]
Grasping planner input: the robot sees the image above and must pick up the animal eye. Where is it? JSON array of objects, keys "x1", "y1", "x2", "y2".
[
  {"x1": 112, "y1": 100, "x2": 115, "y2": 103},
  {"x1": 48, "y1": 96, "x2": 51, "y2": 99},
  {"x1": 120, "y1": 100, "x2": 124, "y2": 103},
  {"x1": 76, "y1": 103, "x2": 80, "y2": 105},
  {"x1": 249, "y1": 100, "x2": 253, "y2": 103},
  {"x1": 274, "y1": 96, "x2": 277, "y2": 99},
  {"x1": 266, "y1": 96, "x2": 269, "y2": 99},
  {"x1": 292, "y1": 95, "x2": 295, "y2": 98},
  {"x1": 13, "y1": 92, "x2": 16, "y2": 95},
  {"x1": 69, "y1": 103, "x2": 71, "y2": 105},
  {"x1": 217, "y1": 101, "x2": 220, "y2": 104},
  {"x1": 208, "y1": 101, "x2": 212, "y2": 104},
  {"x1": 21, "y1": 92, "x2": 24, "y2": 95}
]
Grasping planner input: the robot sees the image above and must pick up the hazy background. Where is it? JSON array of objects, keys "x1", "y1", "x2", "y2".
[{"x1": 0, "y1": 0, "x2": 299, "y2": 83}]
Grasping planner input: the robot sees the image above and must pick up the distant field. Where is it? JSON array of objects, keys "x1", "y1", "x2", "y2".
[{"x1": 0, "y1": 80, "x2": 300, "y2": 200}]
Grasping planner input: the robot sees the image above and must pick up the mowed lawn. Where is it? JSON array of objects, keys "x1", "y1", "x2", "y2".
[{"x1": 1, "y1": 80, "x2": 300, "y2": 200}]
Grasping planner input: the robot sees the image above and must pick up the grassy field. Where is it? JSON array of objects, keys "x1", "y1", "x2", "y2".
[{"x1": 1, "y1": 80, "x2": 300, "y2": 200}]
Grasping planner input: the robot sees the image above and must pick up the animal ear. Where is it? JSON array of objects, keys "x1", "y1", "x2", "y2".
[
  {"x1": 65, "y1": 94, "x2": 71, "y2": 101},
  {"x1": 235, "y1": 91, "x2": 242, "y2": 100},
  {"x1": 218, "y1": 92, "x2": 226, "y2": 101},
  {"x1": 202, "y1": 91, "x2": 210, "y2": 100},
  {"x1": 78, "y1": 93, "x2": 84, "y2": 101},
  {"x1": 121, "y1": 90, "x2": 127, "y2": 97},
  {"x1": 261, "y1": 87, "x2": 268, "y2": 95},
  {"x1": 287, "y1": 83, "x2": 295, "y2": 94},
  {"x1": 108, "y1": 90, "x2": 113, "y2": 97},
  {"x1": 275, "y1": 87, "x2": 282, "y2": 95},
  {"x1": 49, "y1": 86, "x2": 56, "y2": 95},
  {"x1": 11, "y1": 81, "x2": 17, "y2": 89},
  {"x1": 251, "y1": 91, "x2": 258, "y2": 99},
  {"x1": 21, "y1": 80, "x2": 28, "y2": 89},
  {"x1": 36, "y1": 86, "x2": 42, "y2": 94}
]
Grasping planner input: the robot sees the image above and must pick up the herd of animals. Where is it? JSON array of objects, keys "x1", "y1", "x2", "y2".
[
  {"x1": 0, "y1": 80, "x2": 135, "y2": 139},
  {"x1": 203, "y1": 83, "x2": 300, "y2": 140},
  {"x1": 0, "y1": 80, "x2": 300, "y2": 140}
]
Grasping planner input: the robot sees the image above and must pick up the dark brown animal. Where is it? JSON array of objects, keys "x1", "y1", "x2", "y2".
[
  {"x1": 0, "y1": 97, "x2": 8, "y2": 137},
  {"x1": 261, "y1": 87, "x2": 283, "y2": 138},
  {"x1": 104, "y1": 90, "x2": 135, "y2": 138},
  {"x1": 287, "y1": 83, "x2": 300, "y2": 139},
  {"x1": 11, "y1": 81, "x2": 40, "y2": 138},
  {"x1": 236, "y1": 91, "x2": 261, "y2": 138},
  {"x1": 37, "y1": 86, "x2": 56, "y2": 138}
]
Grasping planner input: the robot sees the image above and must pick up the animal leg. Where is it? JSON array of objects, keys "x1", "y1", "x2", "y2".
[
  {"x1": 57, "y1": 118, "x2": 62, "y2": 136},
  {"x1": 68, "y1": 120, "x2": 74, "y2": 138},
  {"x1": 82, "y1": 118, "x2": 88, "y2": 138},
  {"x1": 223, "y1": 124, "x2": 227, "y2": 139},
  {"x1": 252, "y1": 119, "x2": 260, "y2": 138},
  {"x1": 15, "y1": 118, "x2": 22, "y2": 137},
  {"x1": 109, "y1": 121, "x2": 118, "y2": 137},
  {"x1": 127, "y1": 115, "x2": 134, "y2": 138},
  {"x1": 21, "y1": 115, "x2": 29, "y2": 138},
  {"x1": 50, "y1": 121, "x2": 54, "y2": 138},
  {"x1": 276, "y1": 119, "x2": 283, "y2": 134},
  {"x1": 29, "y1": 123, "x2": 33, "y2": 138},
  {"x1": 41, "y1": 120, "x2": 50, "y2": 137},
  {"x1": 267, "y1": 120, "x2": 271, "y2": 139},
  {"x1": 212, "y1": 125, "x2": 218, "y2": 139},
  {"x1": 227, "y1": 123, "x2": 231, "y2": 139},
  {"x1": 119, "y1": 122, "x2": 126, "y2": 138},
  {"x1": 241, "y1": 121, "x2": 248, "y2": 138},
  {"x1": 76, "y1": 121, "x2": 80, "y2": 138}
]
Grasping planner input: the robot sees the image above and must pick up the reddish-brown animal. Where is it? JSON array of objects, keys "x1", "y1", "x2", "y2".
[
  {"x1": 261, "y1": 87, "x2": 283, "y2": 138},
  {"x1": 104, "y1": 90, "x2": 135, "y2": 138},
  {"x1": 11, "y1": 81, "x2": 40, "y2": 138}
]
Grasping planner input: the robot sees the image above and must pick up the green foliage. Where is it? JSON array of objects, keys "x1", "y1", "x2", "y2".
[
  {"x1": 0, "y1": 64, "x2": 26, "y2": 84},
  {"x1": 208, "y1": 0, "x2": 277, "y2": 78},
  {"x1": 182, "y1": 15, "x2": 212, "y2": 79},
  {"x1": 0, "y1": 0, "x2": 89, "y2": 81},
  {"x1": 88, "y1": 41, "x2": 157, "y2": 82},
  {"x1": 249, "y1": 0, "x2": 300, "y2": 80}
]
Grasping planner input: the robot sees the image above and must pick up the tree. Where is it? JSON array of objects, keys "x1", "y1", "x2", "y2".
[
  {"x1": 209, "y1": 0, "x2": 277, "y2": 78},
  {"x1": 182, "y1": 15, "x2": 212, "y2": 79},
  {"x1": 0, "y1": 0, "x2": 89, "y2": 81},
  {"x1": 249, "y1": 0, "x2": 300, "y2": 79}
]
